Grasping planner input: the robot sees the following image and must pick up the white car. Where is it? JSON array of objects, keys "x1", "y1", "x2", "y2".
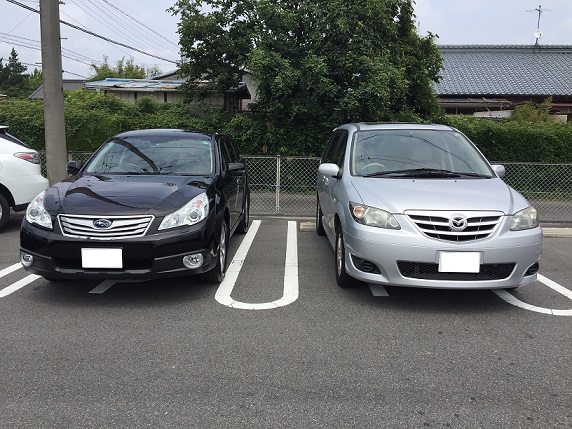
[{"x1": 0, "y1": 126, "x2": 49, "y2": 230}]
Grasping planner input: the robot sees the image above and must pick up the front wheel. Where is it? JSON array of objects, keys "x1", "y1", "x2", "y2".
[
  {"x1": 203, "y1": 220, "x2": 229, "y2": 283},
  {"x1": 335, "y1": 227, "x2": 356, "y2": 288}
]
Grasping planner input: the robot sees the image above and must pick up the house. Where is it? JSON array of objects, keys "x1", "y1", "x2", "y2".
[
  {"x1": 436, "y1": 45, "x2": 572, "y2": 121},
  {"x1": 28, "y1": 79, "x2": 86, "y2": 100},
  {"x1": 85, "y1": 76, "x2": 251, "y2": 115}
]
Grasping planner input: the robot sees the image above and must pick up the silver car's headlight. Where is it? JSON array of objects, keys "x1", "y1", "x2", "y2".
[
  {"x1": 159, "y1": 192, "x2": 209, "y2": 230},
  {"x1": 510, "y1": 206, "x2": 539, "y2": 231},
  {"x1": 349, "y1": 202, "x2": 400, "y2": 229},
  {"x1": 26, "y1": 191, "x2": 53, "y2": 230}
]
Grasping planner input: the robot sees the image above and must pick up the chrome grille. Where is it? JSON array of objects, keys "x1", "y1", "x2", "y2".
[
  {"x1": 405, "y1": 210, "x2": 503, "y2": 242},
  {"x1": 58, "y1": 215, "x2": 154, "y2": 239}
]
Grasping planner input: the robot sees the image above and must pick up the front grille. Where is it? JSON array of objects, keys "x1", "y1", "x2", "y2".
[
  {"x1": 58, "y1": 215, "x2": 154, "y2": 239},
  {"x1": 405, "y1": 210, "x2": 503, "y2": 242},
  {"x1": 397, "y1": 261, "x2": 515, "y2": 281}
]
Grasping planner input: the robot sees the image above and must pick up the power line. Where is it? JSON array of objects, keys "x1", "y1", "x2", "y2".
[
  {"x1": 98, "y1": 0, "x2": 178, "y2": 49},
  {"x1": 5, "y1": 0, "x2": 179, "y2": 64}
]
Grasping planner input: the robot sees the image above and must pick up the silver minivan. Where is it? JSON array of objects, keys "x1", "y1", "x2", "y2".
[{"x1": 316, "y1": 123, "x2": 543, "y2": 289}]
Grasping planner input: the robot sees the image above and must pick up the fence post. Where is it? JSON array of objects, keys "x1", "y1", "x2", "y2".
[{"x1": 275, "y1": 155, "x2": 281, "y2": 214}]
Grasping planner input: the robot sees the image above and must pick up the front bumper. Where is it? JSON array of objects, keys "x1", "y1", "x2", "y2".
[
  {"x1": 342, "y1": 216, "x2": 543, "y2": 289},
  {"x1": 20, "y1": 219, "x2": 217, "y2": 280}
]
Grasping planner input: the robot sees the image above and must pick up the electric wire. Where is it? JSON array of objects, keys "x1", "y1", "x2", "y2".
[{"x1": 4, "y1": 0, "x2": 179, "y2": 64}]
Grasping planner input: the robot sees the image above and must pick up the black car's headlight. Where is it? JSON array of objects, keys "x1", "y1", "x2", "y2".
[
  {"x1": 510, "y1": 206, "x2": 539, "y2": 231},
  {"x1": 26, "y1": 191, "x2": 53, "y2": 230},
  {"x1": 349, "y1": 202, "x2": 400, "y2": 229},
  {"x1": 159, "y1": 192, "x2": 209, "y2": 230}
]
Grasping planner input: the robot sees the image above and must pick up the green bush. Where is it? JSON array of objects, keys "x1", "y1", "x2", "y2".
[
  {"x1": 443, "y1": 115, "x2": 572, "y2": 163},
  {"x1": 1, "y1": 91, "x2": 571, "y2": 161}
]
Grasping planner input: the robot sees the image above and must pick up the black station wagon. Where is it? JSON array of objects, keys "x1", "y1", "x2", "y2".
[{"x1": 20, "y1": 129, "x2": 250, "y2": 283}]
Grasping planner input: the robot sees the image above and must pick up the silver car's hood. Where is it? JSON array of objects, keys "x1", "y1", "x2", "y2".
[{"x1": 350, "y1": 177, "x2": 529, "y2": 214}]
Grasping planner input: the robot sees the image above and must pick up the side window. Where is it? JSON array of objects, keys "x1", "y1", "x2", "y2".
[
  {"x1": 333, "y1": 129, "x2": 349, "y2": 167},
  {"x1": 219, "y1": 137, "x2": 232, "y2": 170},
  {"x1": 322, "y1": 130, "x2": 344, "y2": 164}
]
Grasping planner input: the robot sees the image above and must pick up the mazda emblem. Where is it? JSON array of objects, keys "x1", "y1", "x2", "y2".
[
  {"x1": 93, "y1": 219, "x2": 112, "y2": 229},
  {"x1": 449, "y1": 216, "x2": 468, "y2": 231}
]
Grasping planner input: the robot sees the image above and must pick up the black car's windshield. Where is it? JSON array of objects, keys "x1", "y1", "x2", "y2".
[
  {"x1": 351, "y1": 129, "x2": 494, "y2": 178},
  {"x1": 85, "y1": 136, "x2": 215, "y2": 175}
]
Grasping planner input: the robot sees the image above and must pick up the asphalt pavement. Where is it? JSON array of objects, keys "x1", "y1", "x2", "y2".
[{"x1": 0, "y1": 213, "x2": 571, "y2": 428}]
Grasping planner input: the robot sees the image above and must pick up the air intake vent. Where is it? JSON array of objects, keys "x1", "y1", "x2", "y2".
[
  {"x1": 406, "y1": 210, "x2": 503, "y2": 242},
  {"x1": 58, "y1": 215, "x2": 153, "y2": 240}
]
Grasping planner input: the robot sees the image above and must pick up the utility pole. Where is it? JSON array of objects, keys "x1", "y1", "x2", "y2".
[{"x1": 40, "y1": 0, "x2": 67, "y2": 184}]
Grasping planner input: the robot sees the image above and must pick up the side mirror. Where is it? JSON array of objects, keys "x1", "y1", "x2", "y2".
[
  {"x1": 67, "y1": 160, "x2": 82, "y2": 175},
  {"x1": 318, "y1": 163, "x2": 341, "y2": 178},
  {"x1": 491, "y1": 164, "x2": 505, "y2": 178},
  {"x1": 227, "y1": 162, "x2": 245, "y2": 175}
]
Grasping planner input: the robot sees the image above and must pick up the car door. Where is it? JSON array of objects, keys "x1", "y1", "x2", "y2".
[
  {"x1": 318, "y1": 128, "x2": 348, "y2": 237},
  {"x1": 219, "y1": 136, "x2": 244, "y2": 230}
]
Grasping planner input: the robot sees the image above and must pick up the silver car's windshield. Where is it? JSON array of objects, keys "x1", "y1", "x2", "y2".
[
  {"x1": 351, "y1": 130, "x2": 494, "y2": 178},
  {"x1": 85, "y1": 137, "x2": 215, "y2": 175}
]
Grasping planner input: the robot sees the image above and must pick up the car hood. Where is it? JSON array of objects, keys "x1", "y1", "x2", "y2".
[
  {"x1": 44, "y1": 174, "x2": 214, "y2": 216},
  {"x1": 350, "y1": 177, "x2": 530, "y2": 215}
]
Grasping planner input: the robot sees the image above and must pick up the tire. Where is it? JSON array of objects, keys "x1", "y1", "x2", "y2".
[
  {"x1": 236, "y1": 195, "x2": 250, "y2": 234},
  {"x1": 203, "y1": 220, "x2": 229, "y2": 283},
  {"x1": 335, "y1": 226, "x2": 356, "y2": 288},
  {"x1": 0, "y1": 193, "x2": 10, "y2": 231},
  {"x1": 316, "y1": 198, "x2": 325, "y2": 236}
]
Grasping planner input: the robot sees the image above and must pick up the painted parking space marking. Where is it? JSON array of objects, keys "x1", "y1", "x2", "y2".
[
  {"x1": 369, "y1": 284, "x2": 389, "y2": 297},
  {"x1": 0, "y1": 263, "x2": 22, "y2": 278},
  {"x1": 493, "y1": 274, "x2": 572, "y2": 316},
  {"x1": 216, "y1": 220, "x2": 299, "y2": 310},
  {"x1": 89, "y1": 280, "x2": 116, "y2": 294},
  {"x1": 0, "y1": 274, "x2": 40, "y2": 298}
]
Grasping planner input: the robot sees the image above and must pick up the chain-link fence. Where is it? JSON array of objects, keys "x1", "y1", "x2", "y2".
[{"x1": 39, "y1": 152, "x2": 572, "y2": 224}]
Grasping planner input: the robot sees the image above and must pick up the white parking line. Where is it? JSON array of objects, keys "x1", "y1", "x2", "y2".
[
  {"x1": 89, "y1": 280, "x2": 116, "y2": 294},
  {"x1": 0, "y1": 263, "x2": 22, "y2": 278},
  {"x1": 0, "y1": 274, "x2": 40, "y2": 298},
  {"x1": 493, "y1": 274, "x2": 572, "y2": 316},
  {"x1": 369, "y1": 284, "x2": 389, "y2": 297},
  {"x1": 215, "y1": 220, "x2": 299, "y2": 310}
]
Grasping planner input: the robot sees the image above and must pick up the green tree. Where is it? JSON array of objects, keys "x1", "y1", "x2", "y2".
[
  {"x1": 0, "y1": 47, "x2": 30, "y2": 98},
  {"x1": 172, "y1": 0, "x2": 443, "y2": 155},
  {"x1": 27, "y1": 68, "x2": 43, "y2": 93},
  {"x1": 510, "y1": 98, "x2": 553, "y2": 123},
  {"x1": 89, "y1": 56, "x2": 160, "y2": 81}
]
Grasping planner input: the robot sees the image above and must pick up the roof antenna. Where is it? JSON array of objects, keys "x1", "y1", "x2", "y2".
[{"x1": 527, "y1": 4, "x2": 548, "y2": 48}]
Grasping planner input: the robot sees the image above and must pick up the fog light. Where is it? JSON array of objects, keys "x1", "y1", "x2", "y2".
[
  {"x1": 525, "y1": 262, "x2": 539, "y2": 276},
  {"x1": 21, "y1": 252, "x2": 34, "y2": 267},
  {"x1": 183, "y1": 253, "x2": 204, "y2": 269}
]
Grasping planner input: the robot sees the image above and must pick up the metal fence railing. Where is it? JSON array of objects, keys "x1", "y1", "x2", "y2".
[{"x1": 39, "y1": 152, "x2": 572, "y2": 224}]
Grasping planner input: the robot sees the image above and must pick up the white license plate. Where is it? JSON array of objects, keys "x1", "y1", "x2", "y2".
[
  {"x1": 81, "y1": 248, "x2": 123, "y2": 269},
  {"x1": 438, "y1": 252, "x2": 481, "y2": 273}
]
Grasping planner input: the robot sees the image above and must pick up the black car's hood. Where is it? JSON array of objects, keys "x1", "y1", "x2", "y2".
[{"x1": 45, "y1": 174, "x2": 214, "y2": 216}]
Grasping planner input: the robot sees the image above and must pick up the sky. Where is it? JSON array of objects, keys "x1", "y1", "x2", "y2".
[{"x1": 1, "y1": 0, "x2": 572, "y2": 80}]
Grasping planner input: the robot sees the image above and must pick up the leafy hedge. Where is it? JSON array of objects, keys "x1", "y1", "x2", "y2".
[
  {"x1": 0, "y1": 91, "x2": 571, "y2": 161},
  {"x1": 444, "y1": 115, "x2": 572, "y2": 163},
  {"x1": 0, "y1": 91, "x2": 210, "y2": 152}
]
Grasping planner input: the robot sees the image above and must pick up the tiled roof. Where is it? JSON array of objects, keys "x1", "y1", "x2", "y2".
[{"x1": 436, "y1": 45, "x2": 572, "y2": 96}]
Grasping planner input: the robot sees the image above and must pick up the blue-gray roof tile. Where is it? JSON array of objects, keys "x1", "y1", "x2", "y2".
[{"x1": 436, "y1": 45, "x2": 572, "y2": 96}]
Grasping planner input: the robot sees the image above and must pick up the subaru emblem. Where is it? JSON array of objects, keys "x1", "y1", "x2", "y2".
[{"x1": 93, "y1": 219, "x2": 112, "y2": 229}]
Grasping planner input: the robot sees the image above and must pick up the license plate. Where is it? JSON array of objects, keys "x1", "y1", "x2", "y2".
[
  {"x1": 438, "y1": 252, "x2": 481, "y2": 273},
  {"x1": 81, "y1": 248, "x2": 123, "y2": 269}
]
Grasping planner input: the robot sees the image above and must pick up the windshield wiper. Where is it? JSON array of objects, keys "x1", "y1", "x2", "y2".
[
  {"x1": 363, "y1": 168, "x2": 461, "y2": 178},
  {"x1": 363, "y1": 168, "x2": 492, "y2": 178}
]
